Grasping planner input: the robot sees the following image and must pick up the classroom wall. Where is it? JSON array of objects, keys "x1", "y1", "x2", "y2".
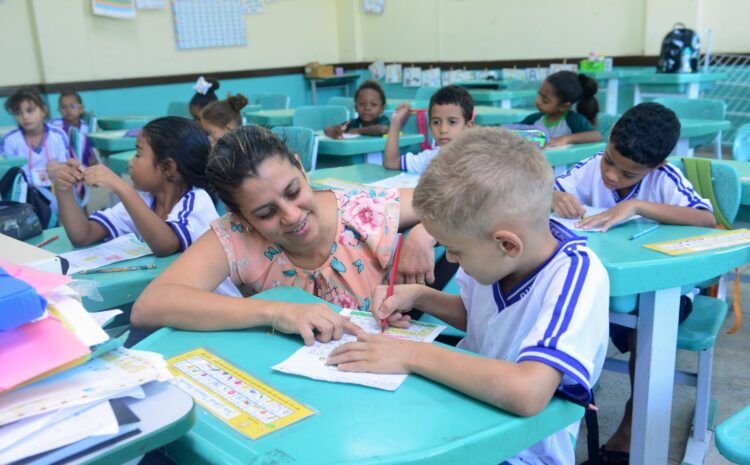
[
  {"x1": 700, "y1": 0, "x2": 750, "y2": 54},
  {"x1": 0, "y1": 1, "x2": 44, "y2": 86},
  {"x1": 3, "y1": 0, "x2": 341, "y2": 86}
]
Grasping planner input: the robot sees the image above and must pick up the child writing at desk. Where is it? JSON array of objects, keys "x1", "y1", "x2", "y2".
[
  {"x1": 200, "y1": 94, "x2": 249, "y2": 145},
  {"x1": 53, "y1": 117, "x2": 223, "y2": 258},
  {"x1": 520, "y1": 71, "x2": 602, "y2": 147},
  {"x1": 323, "y1": 80, "x2": 389, "y2": 139},
  {"x1": 328, "y1": 127, "x2": 610, "y2": 465},
  {"x1": 551, "y1": 102, "x2": 715, "y2": 465},
  {"x1": 132, "y1": 126, "x2": 437, "y2": 346}
]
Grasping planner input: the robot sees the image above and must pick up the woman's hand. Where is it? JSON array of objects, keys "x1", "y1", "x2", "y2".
[
  {"x1": 273, "y1": 303, "x2": 363, "y2": 345},
  {"x1": 396, "y1": 224, "x2": 436, "y2": 284}
]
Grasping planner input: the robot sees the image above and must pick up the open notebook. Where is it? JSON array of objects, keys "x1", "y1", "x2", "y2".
[{"x1": 551, "y1": 206, "x2": 641, "y2": 232}]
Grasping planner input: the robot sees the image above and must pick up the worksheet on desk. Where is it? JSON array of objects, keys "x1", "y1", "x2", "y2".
[
  {"x1": 59, "y1": 234, "x2": 152, "y2": 274},
  {"x1": 550, "y1": 206, "x2": 641, "y2": 232},
  {"x1": 272, "y1": 309, "x2": 444, "y2": 391}
]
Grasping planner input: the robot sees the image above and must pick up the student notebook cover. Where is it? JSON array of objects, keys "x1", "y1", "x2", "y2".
[{"x1": 0, "y1": 316, "x2": 90, "y2": 393}]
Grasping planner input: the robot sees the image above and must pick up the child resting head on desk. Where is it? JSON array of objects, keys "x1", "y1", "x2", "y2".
[
  {"x1": 323, "y1": 79, "x2": 390, "y2": 139},
  {"x1": 552, "y1": 102, "x2": 717, "y2": 465},
  {"x1": 383, "y1": 85, "x2": 474, "y2": 174},
  {"x1": 131, "y1": 125, "x2": 437, "y2": 345},
  {"x1": 54, "y1": 116, "x2": 222, "y2": 258},
  {"x1": 328, "y1": 127, "x2": 610, "y2": 465},
  {"x1": 200, "y1": 93, "x2": 248, "y2": 146},
  {"x1": 519, "y1": 71, "x2": 602, "y2": 147}
]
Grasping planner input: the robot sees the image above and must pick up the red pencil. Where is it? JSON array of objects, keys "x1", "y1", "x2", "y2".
[
  {"x1": 382, "y1": 234, "x2": 404, "y2": 332},
  {"x1": 36, "y1": 235, "x2": 59, "y2": 248}
]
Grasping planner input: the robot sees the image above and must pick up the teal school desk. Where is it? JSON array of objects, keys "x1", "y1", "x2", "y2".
[
  {"x1": 86, "y1": 130, "x2": 136, "y2": 156},
  {"x1": 675, "y1": 118, "x2": 731, "y2": 156},
  {"x1": 582, "y1": 67, "x2": 654, "y2": 114},
  {"x1": 473, "y1": 106, "x2": 535, "y2": 126},
  {"x1": 467, "y1": 89, "x2": 538, "y2": 108},
  {"x1": 545, "y1": 142, "x2": 606, "y2": 175},
  {"x1": 315, "y1": 133, "x2": 424, "y2": 168},
  {"x1": 630, "y1": 71, "x2": 729, "y2": 106},
  {"x1": 109, "y1": 149, "x2": 135, "y2": 176},
  {"x1": 244, "y1": 109, "x2": 294, "y2": 128},
  {"x1": 135, "y1": 286, "x2": 584, "y2": 465},
  {"x1": 384, "y1": 99, "x2": 430, "y2": 111},
  {"x1": 96, "y1": 115, "x2": 155, "y2": 130},
  {"x1": 27, "y1": 227, "x2": 178, "y2": 312},
  {"x1": 306, "y1": 73, "x2": 359, "y2": 105},
  {"x1": 584, "y1": 221, "x2": 750, "y2": 465}
]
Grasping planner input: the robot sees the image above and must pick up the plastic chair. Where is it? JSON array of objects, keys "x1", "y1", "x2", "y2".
[
  {"x1": 292, "y1": 105, "x2": 349, "y2": 132},
  {"x1": 67, "y1": 127, "x2": 91, "y2": 209},
  {"x1": 255, "y1": 93, "x2": 290, "y2": 110},
  {"x1": 595, "y1": 113, "x2": 620, "y2": 141},
  {"x1": 653, "y1": 97, "x2": 727, "y2": 157},
  {"x1": 415, "y1": 87, "x2": 439, "y2": 101},
  {"x1": 166, "y1": 102, "x2": 191, "y2": 118},
  {"x1": 668, "y1": 159, "x2": 741, "y2": 465},
  {"x1": 732, "y1": 123, "x2": 750, "y2": 162},
  {"x1": 272, "y1": 126, "x2": 317, "y2": 172},
  {"x1": 82, "y1": 111, "x2": 97, "y2": 132},
  {"x1": 716, "y1": 403, "x2": 750, "y2": 464},
  {"x1": 327, "y1": 96, "x2": 355, "y2": 116}
]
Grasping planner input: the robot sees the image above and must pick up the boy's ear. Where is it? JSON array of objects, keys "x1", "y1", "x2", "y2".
[
  {"x1": 491, "y1": 229, "x2": 523, "y2": 258},
  {"x1": 465, "y1": 118, "x2": 475, "y2": 128}
]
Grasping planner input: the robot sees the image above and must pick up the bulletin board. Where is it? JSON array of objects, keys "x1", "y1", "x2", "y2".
[{"x1": 172, "y1": 0, "x2": 247, "y2": 50}]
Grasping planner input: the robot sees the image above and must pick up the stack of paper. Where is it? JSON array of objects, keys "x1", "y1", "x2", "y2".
[{"x1": 0, "y1": 261, "x2": 173, "y2": 463}]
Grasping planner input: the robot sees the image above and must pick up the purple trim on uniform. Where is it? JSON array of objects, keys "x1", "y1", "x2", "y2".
[
  {"x1": 517, "y1": 353, "x2": 592, "y2": 403},
  {"x1": 558, "y1": 383, "x2": 592, "y2": 403},
  {"x1": 89, "y1": 212, "x2": 118, "y2": 239},
  {"x1": 550, "y1": 249, "x2": 590, "y2": 348},
  {"x1": 168, "y1": 191, "x2": 196, "y2": 249},
  {"x1": 554, "y1": 179, "x2": 566, "y2": 192},
  {"x1": 554, "y1": 153, "x2": 600, "y2": 184},
  {"x1": 612, "y1": 181, "x2": 642, "y2": 203},
  {"x1": 659, "y1": 164, "x2": 712, "y2": 211},
  {"x1": 167, "y1": 222, "x2": 190, "y2": 250},
  {"x1": 400, "y1": 155, "x2": 407, "y2": 171},
  {"x1": 519, "y1": 346, "x2": 591, "y2": 384}
]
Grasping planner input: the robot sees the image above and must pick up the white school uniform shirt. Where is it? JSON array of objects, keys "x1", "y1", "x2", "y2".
[
  {"x1": 555, "y1": 152, "x2": 713, "y2": 212},
  {"x1": 400, "y1": 147, "x2": 439, "y2": 174},
  {"x1": 457, "y1": 221, "x2": 609, "y2": 465},
  {"x1": 0, "y1": 124, "x2": 69, "y2": 186},
  {"x1": 50, "y1": 118, "x2": 90, "y2": 134},
  {"x1": 89, "y1": 188, "x2": 241, "y2": 297}
]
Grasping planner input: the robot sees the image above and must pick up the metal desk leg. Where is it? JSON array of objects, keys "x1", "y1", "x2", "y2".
[
  {"x1": 605, "y1": 78, "x2": 620, "y2": 114},
  {"x1": 311, "y1": 80, "x2": 318, "y2": 105},
  {"x1": 687, "y1": 82, "x2": 700, "y2": 98},
  {"x1": 634, "y1": 84, "x2": 643, "y2": 105},
  {"x1": 630, "y1": 287, "x2": 681, "y2": 465},
  {"x1": 501, "y1": 99, "x2": 511, "y2": 109},
  {"x1": 676, "y1": 137, "x2": 693, "y2": 157}
]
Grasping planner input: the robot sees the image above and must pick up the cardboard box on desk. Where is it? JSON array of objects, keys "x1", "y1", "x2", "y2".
[{"x1": 305, "y1": 61, "x2": 334, "y2": 78}]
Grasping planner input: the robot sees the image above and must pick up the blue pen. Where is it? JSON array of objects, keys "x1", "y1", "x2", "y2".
[{"x1": 629, "y1": 224, "x2": 660, "y2": 241}]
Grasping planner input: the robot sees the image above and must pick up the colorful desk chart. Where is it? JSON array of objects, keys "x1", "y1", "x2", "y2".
[
  {"x1": 644, "y1": 229, "x2": 750, "y2": 255},
  {"x1": 173, "y1": 0, "x2": 246, "y2": 50},
  {"x1": 169, "y1": 348, "x2": 314, "y2": 440}
]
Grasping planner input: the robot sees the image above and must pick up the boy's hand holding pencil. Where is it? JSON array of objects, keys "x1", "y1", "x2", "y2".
[{"x1": 371, "y1": 284, "x2": 418, "y2": 331}]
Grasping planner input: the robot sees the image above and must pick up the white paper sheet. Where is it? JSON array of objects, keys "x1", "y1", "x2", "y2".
[
  {"x1": 59, "y1": 234, "x2": 152, "y2": 274},
  {"x1": 48, "y1": 295, "x2": 109, "y2": 347},
  {"x1": 365, "y1": 173, "x2": 420, "y2": 189},
  {"x1": 551, "y1": 206, "x2": 641, "y2": 232},
  {"x1": 273, "y1": 309, "x2": 444, "y2": 391}
]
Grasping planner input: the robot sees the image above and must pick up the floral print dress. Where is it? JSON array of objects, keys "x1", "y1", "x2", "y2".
[{"x1": 210, "y1": 189, "x2": 400, "y2": 311}]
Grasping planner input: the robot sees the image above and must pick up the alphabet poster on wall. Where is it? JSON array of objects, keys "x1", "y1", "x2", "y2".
[
  {"x1": 92, "y1": 0, "x2": 135, "y2": 18},
  {"x1": 403, "y1": 66, "x2": 422, "y2": 87},
  {"x1": 173, "y1": 0, "x2": 247, "y2": 50}
]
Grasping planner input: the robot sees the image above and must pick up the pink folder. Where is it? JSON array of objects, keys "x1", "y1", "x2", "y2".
[{"x1": 0, "y1": 316, "x2": 90, "y2": 392}]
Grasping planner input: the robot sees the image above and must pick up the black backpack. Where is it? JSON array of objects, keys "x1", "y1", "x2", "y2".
[
  {"x1": 658, "y1": 23, "x2": 701, "y2": 73},
  {"x1": 0, "y1": 167, "x2": 53, "y2": 231}
]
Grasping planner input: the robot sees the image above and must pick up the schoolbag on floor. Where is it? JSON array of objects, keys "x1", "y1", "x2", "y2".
[
  {"x1": 0, "y1": 167, "x2": 53, "y2": 230},
  {"x1": 658, "y1": 23, "x2": 701, "y2": 73}
]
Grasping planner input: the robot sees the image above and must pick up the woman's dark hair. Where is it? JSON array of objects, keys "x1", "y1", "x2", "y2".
[
  {"x1": 545, "y1": 71, "x2": 599, "y2": 125},
  {"x1": 355, "y1": 80, "x2": 386, "y2": 106},
  {"x1": 189, "y1": 77, "x2": 220, "y2": 109},
  {"x1": 140, "y1": 116, "x2": 214, "y2": 199},
  {"x1": 201, "y1": 94, "x2": 248, "y2": 128},
  {"x1": 206, "y1": 126, "x2": 297, "y2": 214},
  {"x1": 4, "y1": 87, "x2": 47, "y2": 115}
]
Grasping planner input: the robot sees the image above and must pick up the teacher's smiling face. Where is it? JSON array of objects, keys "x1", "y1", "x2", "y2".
[{"x1": 234, "y1": 156, "x2": 319, "y2": 247}]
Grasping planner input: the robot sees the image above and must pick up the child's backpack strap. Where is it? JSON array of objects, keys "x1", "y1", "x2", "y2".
[{"x1": 681, "y1": 157, "x2": 733, "y2": 229}]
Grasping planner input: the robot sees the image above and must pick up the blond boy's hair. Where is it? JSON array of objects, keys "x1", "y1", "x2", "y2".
[{"x1": 414, "y1": 127, "x2": 553, "y2": 237}]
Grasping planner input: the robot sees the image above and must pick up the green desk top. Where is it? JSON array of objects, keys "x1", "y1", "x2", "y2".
[
  {"x1": 109, "y1": 149, "x2": 136, "y2": 175},
  {"x1": 0, "y1": 156, "x2": 25, "y2": 168},
  {"x1": 582, "y1": 68, "x2": 656, "y2": 80},
  {"x1": 310, "y1": 164, "x2": 399, "y2": 185},
  {"x1": 244, "y1": 109, "x2": 294, "y2": 127},
  {"x1": 473, "y1": 106, "x2": 535, "y2": 126},
  {"x1": 240, "y1": 104, "x2": 262, "y2": 114},
  {"x1": 585, "y1": 222, "x2": 750, "y2": 296},
  {"x1": 385, "y1": 99, "x2": 430, "y2": 111},
  {"x1": 316, "y1": 133, "x2": 424, "y2": 157},
  {"x1": 87, "y1": 130, "x2": 136, "y2": 153},
  {"x1": 135, "y1": 286, "x2": 583, "y2": 465},
  {"x1": 679, "y1": 119, "x2": 732, "y2": 138},
  {"x1": 468, "y1": 89, "x2": 537, "y2": 104},
  {"x1": 97, "y1": 115, "x2": 155, "y2": 130},
  {"x1": 28, "y1": 227, "x2": 178, "y2": 312},
  {"x1": 544, "y1": 142, "x2": 605, "y2": 167},
  {"x1": 628, "y1": 72, "x2": 728, "y2": 85}
]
